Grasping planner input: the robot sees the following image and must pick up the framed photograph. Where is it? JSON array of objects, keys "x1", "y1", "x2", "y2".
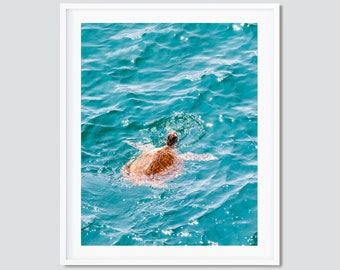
[{"x1": 60, "y1": 3, "x2": 280, "y2": 265}]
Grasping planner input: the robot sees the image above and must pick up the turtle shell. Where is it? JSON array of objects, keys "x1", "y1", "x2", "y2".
[{"x1": 122, "y1": 146, "x2": 184, "y2": 185}]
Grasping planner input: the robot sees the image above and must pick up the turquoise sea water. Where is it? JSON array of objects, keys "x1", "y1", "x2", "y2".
[{"x1": 81, "y1": 23, "x2": 258, "y2": 246}]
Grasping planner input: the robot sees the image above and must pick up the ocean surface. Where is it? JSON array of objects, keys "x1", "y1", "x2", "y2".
[{"x1": 81, "y1": 23, "x2": 258, "y2": 246}]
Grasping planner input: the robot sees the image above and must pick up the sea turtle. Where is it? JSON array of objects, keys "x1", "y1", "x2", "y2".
[{"x1": 122, "y1": 132, "x2": 217, "y2": 187}]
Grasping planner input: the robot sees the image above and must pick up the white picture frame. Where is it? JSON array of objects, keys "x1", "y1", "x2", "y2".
[{"x1": 60, "y1": 3, "x2": 280, "y2": 265}]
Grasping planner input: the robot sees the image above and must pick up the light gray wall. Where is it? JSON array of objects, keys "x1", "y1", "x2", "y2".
[{"x1": 1, "y1": 0, "x2": 339, "y2": 269}]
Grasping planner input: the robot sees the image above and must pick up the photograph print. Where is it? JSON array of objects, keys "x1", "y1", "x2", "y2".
[{"x1": 81, "y1": 22, "x2": 258, "y2": 247}]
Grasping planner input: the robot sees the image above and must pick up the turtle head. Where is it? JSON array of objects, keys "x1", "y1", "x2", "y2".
[{"x1": 166, "y1": 132, "x2": 178, "y2": 148}]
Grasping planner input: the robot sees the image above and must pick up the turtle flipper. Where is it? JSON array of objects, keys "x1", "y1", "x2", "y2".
[
  {"x1": 123, "y1": 140, "x2": 155, "y2": 152},
  {"x1": 180, "y1": 152, "x2": 218, "y2": 161}
]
